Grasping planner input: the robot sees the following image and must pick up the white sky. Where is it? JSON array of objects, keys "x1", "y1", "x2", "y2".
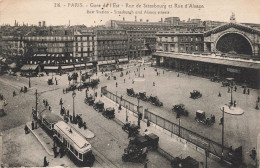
[{"x1": 0, "y1": 0, "x2": 260, "y2": 26}]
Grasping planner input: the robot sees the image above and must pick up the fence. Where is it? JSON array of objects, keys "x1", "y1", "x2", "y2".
[
  {"x1": 144, "y1": 109, "x2": 231, "y2": 162},
  {"x1": 102, "y1": 88, "x2": 139, "y2": 115},
  {"x1": 101, "y1": 87, "x2": 231, "y2": 162}
]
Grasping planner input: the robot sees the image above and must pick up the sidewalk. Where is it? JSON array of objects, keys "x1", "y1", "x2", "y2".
[
  {"x1": 26, "y1": 122, "x2": 54, "y2": 156},
  {"x1": 100, "y1": 96, "x2": 231, "y2": 168}
]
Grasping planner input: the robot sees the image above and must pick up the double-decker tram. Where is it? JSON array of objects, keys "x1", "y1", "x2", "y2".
[{"x1": 53, "y1": 121, "x2": 95, "y2": 166}]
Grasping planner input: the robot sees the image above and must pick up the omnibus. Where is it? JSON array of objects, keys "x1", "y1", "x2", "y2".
[{"x1": 53, "y1": 121, "x2": 95, "y2": 166}]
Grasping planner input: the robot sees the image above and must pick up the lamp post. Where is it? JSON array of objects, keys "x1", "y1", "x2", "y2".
[
  {"x1": 220, "y1": 107, "x2": 225, "y2": 160},
  {"x1": 137, "y1": 97, "x2": 140, "y2": 127},
  {"x1": 126, "y1": 105, "x2": 128, "y2": 122},
  {"x1": 72, "y1": 90, "x2": 76, "y2": 123},
  {"x1": 29, "y1": 68, "x2": 31, "y2": 88},
  {"x1": 60, "y1": 98, "x2": 63, "y2": 115}
]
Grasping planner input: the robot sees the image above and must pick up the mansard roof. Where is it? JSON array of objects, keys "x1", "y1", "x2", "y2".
[{"x1": 204, "y1": 22, "x2": 260, "y2": 36}]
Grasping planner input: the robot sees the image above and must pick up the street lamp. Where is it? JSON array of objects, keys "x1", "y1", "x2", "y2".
[
  {"x1": 126, "y1": 105, "x2": 128, "y2": 122},
  {"x1": 29, "y1": 68, "x2": 31, "y2": 88},
  {"x1": 72, "y1": 90, "x2": 76, "y2": 123},
  {"x1": 176, "y1": 112, "x2": 181, "y2": 137},
  {"x1": 220, "y1": 107, "x2": 225, "y2": 160},
  {"x1": 59, "y1": 98, "x2": 63, "y2": 115},
  {"x1": 137, "y1": 97, "x2": 141, "y2": 128}
]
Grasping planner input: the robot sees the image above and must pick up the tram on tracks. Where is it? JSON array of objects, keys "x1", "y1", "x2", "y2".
[
  {"x1": 33, "y1": 108, "x2": 95, "y2": 166},
  {"x1": 53, "y1": 121, "x2": 95, "y2": 166}
]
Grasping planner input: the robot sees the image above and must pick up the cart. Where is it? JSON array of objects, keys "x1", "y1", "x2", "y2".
[
  {"x1": 102, "y1": 107, "x2": 115, "y2": 119},
  {"x1": 93, "y1": 100, "x2": 105, "y2": 112}
]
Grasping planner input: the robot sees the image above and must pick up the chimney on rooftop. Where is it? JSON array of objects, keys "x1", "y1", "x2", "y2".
[
  {"x1": 14, "y1": 20, "x2": 16, "y2": 26},
  {"x1": 140, "y1": 19, "x2": 142, "y2": 22},
  {"x1": 146, "y1": 19, "x2": 149, "y2": 22},
  {"x1": 135, "y1": 16, "x2": 137, "y2": 22},
  {"x1": 43, "y1": 21, "x2": 46, "y2": 27},
  {"x1": 123, "y1": 17, "x2": 125, "y2": 21},
  {"x1": 39, "y1": 21, "x2": 41, "y2": 27},
  {"x1": 161, "y1": 18, "x2": 163, "y2": 22}
]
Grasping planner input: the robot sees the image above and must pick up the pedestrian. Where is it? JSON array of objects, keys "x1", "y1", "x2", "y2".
[
  {"x1": 250, "y1": 148, "x2": 257, "y2": 160},
  {"x1": 49, "y1": 106, "x2": 51, "y2": 111},
  {"x1": 234, "y1": 100, "x2": 236, "y2": 107},
  {"x1": 124, "y1": 79, "x2": 125, "y2": 83},
  {"x1": 56, "y1": 80, "x2": 58, "y2": 85},
  {"x1": 31, "y1": 121, "x2": 34, "y2": 130},
  {"x1": 147, "y1": 120, "x2": 150, "y2": 127},
  {"x1": 228, "y1": 87, "x2": 230, "y2": 93},
  {"x1": 43, "y1": 156, "x2": 49, "y2": 167},
  {"x1": 258, "y1": 96, "x2": 260, "y2": 103},
  {"x1": 63, "y1": 89, "x2": 65, "y2": 94},
  {"x1": 52, "y1": 146, "x2": 58, "y2": 158},
  {"x1": 243, "y1": 88, "x2": 246, "y2": 94},
  {"x1": 13, "y1": 90, "x2": 16, "y2": 97},
  {"x1": 177, "y1": 73, "x2": 179, "y2": 77},
  {"x1": 234, "y1": 86, "x2": 237, "y2": 92},
  {"x1": 248, "y1": 89, "x2": 250, "y2": 95},
  {"x1": 132, "y1": 79, "x2": 134, "y2": 84},
  {"x1": 24, "y1": 124, "x2": 29, "y2": 134},
  {"x1": 67, "y1": 110, "x2": 69, "y2": 116},
  {"x1": 116, "y1": 82, "x2": 118, "y2": 87},
  {"x1": 153, "y1": 82, "x2": 155, "y2": 86},
  {"x1": 256, "y1": 101, "x2": 259, "y2": 110}
]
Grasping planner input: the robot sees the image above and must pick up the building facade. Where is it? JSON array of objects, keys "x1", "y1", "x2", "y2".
[
  {"x1": 153, "y1": 22, "x2": 260, "y2": 89},
  {"x1": 73, "y1": 29, "x2": 97, "y2": 69},
  {"x1": 155, "y1": 31, "x2": 204, "y2": 53},
  {"x1": 95, "y1": 29, "x2": 128, "y2": 71}
]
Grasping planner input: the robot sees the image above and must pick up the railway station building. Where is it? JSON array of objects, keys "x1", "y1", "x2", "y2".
[{"x1": 153, "y1": 20, "x2": 260, "y2": 89}]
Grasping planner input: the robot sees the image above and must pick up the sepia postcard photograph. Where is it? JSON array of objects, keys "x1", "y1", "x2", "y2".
[{"x1": 0, "y1": 0, "x2": 260, "y2": 167}]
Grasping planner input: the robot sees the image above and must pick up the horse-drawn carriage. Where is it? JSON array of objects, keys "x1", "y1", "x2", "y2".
[
  {"x1": 84, "y1": 95, "x2": 95, "y2": 106},
  {"x1": 93, "y1": 100, "x2": 105, "y2": 112},
  {"x1": 149, "y1": 96, "x2": 163, "y2": 107},
  {"x1": 190, "y1": 90, "x2": 202, "y2": 99},
  {"x1": 67, "y1": 84, "x2": 77, "y2": 91},
  {"x1": 195, "y1": 110, "x2": 215, "y2": 126},
  {"x1": 127, "y1": 88, "x2": 137, "y2": 97},
  {"x1": 122, "y1": 123, "x2": 140, "y2": 138},
  {"x1": 47, "y1": 78, "x2": 54, "y2": 85},
  {"x1": 102, "y1": 107, "x2": 115, "y2": 119},
  {"x1": 137, "y1": 92, "x2": 148, "y2": 101},
  {"x1": 172, "y1": 104, "x2": 189, "y2": 117}
]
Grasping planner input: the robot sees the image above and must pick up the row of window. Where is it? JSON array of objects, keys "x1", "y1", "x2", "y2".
[
  {"x1": 75, "y1": 36, "x2": 95, "y2": 41},
  {"x1": 158, "y1": 36, "x2": 202, "y2": 42},
  {"x1": 75, "y1": 42, "x2": 95, "y2": 47},
  {"x1": 75, "y1": 47, "x2": 95, "y2": 52}
]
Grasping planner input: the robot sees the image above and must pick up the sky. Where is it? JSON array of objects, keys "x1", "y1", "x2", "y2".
[{"x1": 0, "y1": 0, "x2": 260, "y2": 26}]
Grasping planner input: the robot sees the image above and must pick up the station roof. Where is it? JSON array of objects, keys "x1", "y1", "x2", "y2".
[
  {"x1": 153, "y1": 52, "x2": 260, "y2": 69},
  {"x1": 204, "y1": 22, "x2": 260, "y2": 36}
]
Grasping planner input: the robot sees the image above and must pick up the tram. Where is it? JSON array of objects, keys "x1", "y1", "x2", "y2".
[{"x1": 53, "y1": 121, "x2": 95, "y2": 166}]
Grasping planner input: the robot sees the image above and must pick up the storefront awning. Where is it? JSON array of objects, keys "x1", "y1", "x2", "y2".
[
  {"x1": 107, "y1": 60, "x2": 116, "y2": 64},
  {"x1": 61, "y1": 65, "x2": 74, "y2": 69},
  {"x1": 86, "y1": 63, "x2": 93, "y2": 67},
  {"x1": 21, "y1": 64, "x2": 39, "y2": 71},
  {"x1": 119, "y1": 58, "x2": 129, "y2": 63},
  {"x1": 74, "y1": 64, "x2": 86, "y2": 68},
  {"x1": 44, "y1": 66, "x2": 59, "y2": 70},
  {"x1": 98, "y1": 61, "x2": 108, "y2": 65}
]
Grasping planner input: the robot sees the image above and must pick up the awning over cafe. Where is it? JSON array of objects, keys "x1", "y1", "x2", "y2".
[
  {"x1": 44, "y1": 66, "x2": 59, "y2": 70},
  {"x1": 21, "y1": 64, "x2": 39, "y2": 71},
  {"x1": 61, "y1": 65, "x2": 74, "y2": 69},
  {"x1": 118, "y1": 58, "x2": 129, "y2": 63}
]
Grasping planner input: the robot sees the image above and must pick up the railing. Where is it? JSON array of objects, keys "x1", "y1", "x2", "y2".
[
  {"x1": 101, "y1": 87, "x2": 232, "y2": 162},
  {"x1": 144, "y1": 108, "x2": 231, "y2": 161},
  {"x1": 102, "y1": 88, "x2": 138, "y2": 114}
]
